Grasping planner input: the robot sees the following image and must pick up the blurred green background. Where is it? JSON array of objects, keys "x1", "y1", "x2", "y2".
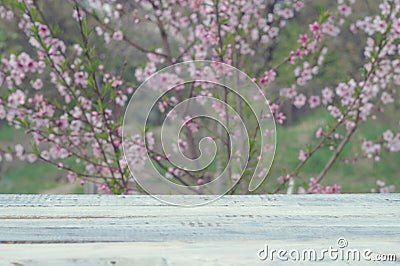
[{"x1": 0, "y1": 0, "x2": 398, "y2": 194}]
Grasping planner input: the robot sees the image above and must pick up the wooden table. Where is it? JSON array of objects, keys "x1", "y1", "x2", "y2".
[{"x1": 0, "y1": 194, "x2": 398, "y2": 265}]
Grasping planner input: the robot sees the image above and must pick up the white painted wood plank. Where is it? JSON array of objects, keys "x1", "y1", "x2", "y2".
[
  {"x1": 0, "y1": 194, "x2": 398, "y2": 243},
  {"x1": 0, "y1": 194, "x2": 398, "y2": 265},
  {"x1": 0, "y1": 194, "x2": 398, "y2": 206},
  {"x1": 0, "y1": 240, "x2": 398, "y2": 266}
]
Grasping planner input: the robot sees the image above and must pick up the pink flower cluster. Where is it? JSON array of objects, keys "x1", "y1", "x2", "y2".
[
  {"x1": 298, "y1": 178, "x2": 341, "y2": 194},
  {"x1": 370, "y1": 180, "x2": 396, "y2": 193}
]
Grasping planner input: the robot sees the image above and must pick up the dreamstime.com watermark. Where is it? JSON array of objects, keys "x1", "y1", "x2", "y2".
[{"x1": 257, "y1": 238, "x2": 397, "y2": 262}]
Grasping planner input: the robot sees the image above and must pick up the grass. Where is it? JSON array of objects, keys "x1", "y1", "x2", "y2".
[
  {"x1": 0, "y1": 125, "x2": 83, "y2": 194},
  {"x1": 0, "y1": 163, "x2": 60, "y2": 193}
]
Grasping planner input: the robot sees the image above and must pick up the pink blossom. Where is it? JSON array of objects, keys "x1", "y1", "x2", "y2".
[
  {"x1": 275, "y1": 112, "x2": 286, "y2": 124},
  {"x1": 37, "y1": 23, "x2": 50, "y2": 38},
  {"x1": 212, "y1": 102, "x2": 226, "y2": 118},
  {"x1": 79, "y1": 97, "x2": 92, "y2": 110},
  {"x1": 362, "y1": 140, "x2": 381, "y2": 156},
  {"x1": 14, "y1": 144, "x2": 24, "y2": 158},
  {"x1": 145, "y1": 132, "x2": 155, "y2": 150},
  {"x1": 374, "y1": 17, "x2": 387, "y2": 34},
  {"x1": 359, "y1": 103, "x2": 373, "y2": 120},
  {"x1": 305, "y1": 177, "x2": 341, "y2": 194},
  {"x1": 8, "y1": 90, "x2": 26, "y2": 108},
  {"x1": 98, "y1": 184, "x2": 112, "y2": 194},
  {"x1": 297, "y1": 34, "x2": 309, "y2": 44},
  {"x1": 270, "y1": 103, "x2": 279, "y2": 114},
  {"x1": 293, "y1": 1, "x2": 304, "y2": 12},
  {"x1": 293, "y1": 93, "x2": 306, "y2": 108},
  {"x1": 67, "y1": 171, "x2": 77, "y2": 183},
  {"x1": 95, "y1": 26, "x2": 103, "y2": 36},
  {"x1": 31, "y1": 79, "x2": 43, "y2": 90},
  {"x1": 73, "y1": 44, "x2": 83, "y2": 55},
  {"x1": 372, "y1": 180, "x2": 396, "y2": 193},
  {"x1": 308, "y1": 95, "x2": 321, "y2": 109},
  {"x1": 321, "y1": 87, "x2": 333, "y2": 104},
  {"x1": 280, "y1": 86, "x2": 297, "y2": 99},
  {"x1": 277, "y1": 175, "x2": 291, "y2": 184},
  {"x1": 322, "y1": 23, "x2": 340, "y2": 36},
  {"x1": 4, "y1": 153, "x2": 12, "y2": 162},
  {"x1": 72, "y1": 8, "x2": 85, "y2": 21},
  {"x1": 74, "y1": 72, "x2": 89, "y2": 88},
  {"x1": 381, "y1": 92, "x2": 394, "y2": 104},
  {"x1": 278, "y1": 8, "x2": 294, "y2": 19},
  {"x1": 328, "y1": 105, "x2": 342, "y2": 118},
  {"x1": 27, "y1": 154, "x2": 37, "y2": 163},
  {"x1": 298, "y1": 149, "x2": 307, "y2": 162},
  {"x1": 383, "y1": 130, "x2": 393, "y2": 141},
  {"x1": 387, "y1": 133, "x2": 400, "y2": 152},
  {"x1": 315, "y1": 127, "x2": 323, "y2": 138},
  {"x1": 104, "y1": 32, "x2": 111, "y2": 44},
  {"x1": 309, "y1": 21, "x2": 321, "y2": 34},
  {"x1": 184, "y1": 116, "x2": 200, "y2": 133},
  {"x1": 260, "y1": 70, "x2": 276, "y2": 86},
  {"x1": 338, "y1": 5, "x2": 352, "y2": 17},
  {"x1": 113, "y1": 30, "x2": 124, "y2": 41}
]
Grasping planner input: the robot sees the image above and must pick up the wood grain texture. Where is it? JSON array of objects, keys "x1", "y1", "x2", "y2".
[{"x1": 0, "y1": 194, "x2": 398, "y2": 265}]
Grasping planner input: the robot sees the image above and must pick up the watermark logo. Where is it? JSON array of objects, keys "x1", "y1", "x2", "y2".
[
  {"x1": 257, "y1": 238, "x2": 397, "y2": 262},
  {"x1": 122, "y1": 60, "x2": 276, "y2": 206},
  {"x1": 336, "y1": 237, "x2": 348, "y2": 248}
]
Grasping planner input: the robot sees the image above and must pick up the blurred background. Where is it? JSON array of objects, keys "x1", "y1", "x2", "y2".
[{"x1": 0, "y1": 0, "x2": 398, "y2": 194}]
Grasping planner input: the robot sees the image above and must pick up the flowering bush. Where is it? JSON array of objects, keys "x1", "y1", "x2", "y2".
[{"x1": 0, "y1": 0, "x2": 398, "y2": 194}]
